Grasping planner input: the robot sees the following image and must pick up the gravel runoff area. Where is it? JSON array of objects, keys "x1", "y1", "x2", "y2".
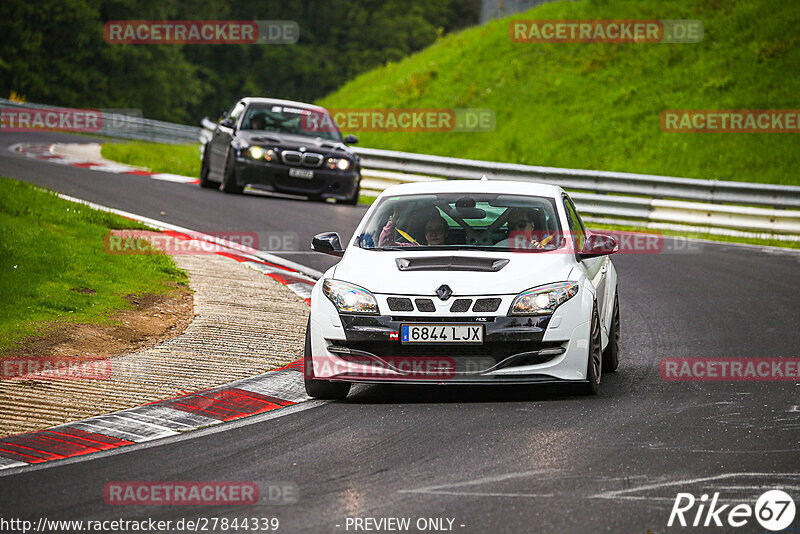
[{"x1": 0, "y1": 254, "x2": 310, "y2": 437}]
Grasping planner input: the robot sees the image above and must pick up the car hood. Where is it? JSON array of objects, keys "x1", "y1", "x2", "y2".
[
  {"x1": 237, "y1": 131, "x2": 350, "y2": 154},
  {"x1": 332, "y1": 247, "x2": 575, "y2": 296}
]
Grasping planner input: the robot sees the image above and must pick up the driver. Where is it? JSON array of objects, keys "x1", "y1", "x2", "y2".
[
  {"x1": 249, "y1": 115, "x2": 266, "y2": 130},
  {"x1": 495, "y1": 207, "x2": 551, "y2": 250}
]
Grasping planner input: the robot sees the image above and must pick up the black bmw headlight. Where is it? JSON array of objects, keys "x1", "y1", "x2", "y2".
[
  {"x1": 246, "y1": 147, "x2": 278, "y2": 161},
  {"x1": 325, "y1": 157, "x2": 351, "y2": 171}
]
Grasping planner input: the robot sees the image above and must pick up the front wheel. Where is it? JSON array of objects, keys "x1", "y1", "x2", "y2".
[
  {"x1": 342, "y1": 182, "x2": 360, "y2": 205},
  {"x1": 581, "y1": 305, "x2": 603, "y2": 395},
  {"x1": 304, "y1": 318, "x2": 350, "y2": 400},
  {"x1": 602, "y1": 290, "x2": 620, "y2": 372},
  {"x1": 199, "y1": 151, "x2": 218, "y2": 189},
  {"x1": 221, "y1": 150, "x2": 244, "y2": 194}
]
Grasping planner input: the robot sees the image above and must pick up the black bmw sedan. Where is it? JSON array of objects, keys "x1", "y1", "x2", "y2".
[{"x1": 200, "y1": 98, "x2": 361, "y2": 204}]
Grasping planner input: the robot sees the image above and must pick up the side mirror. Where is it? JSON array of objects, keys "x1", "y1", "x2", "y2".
[
  {"x1": 579, "y1": 233, "x2": 618, "y2": 259},
  {"x1": 344, "y1": 134, "x2": 359, "y2": 144},
  {"x1": 312, "y1": 232, "x2": 344, "y2": 257},
  {"x1": 219, "y1": 118, "x2": 235, "y2": 129}
]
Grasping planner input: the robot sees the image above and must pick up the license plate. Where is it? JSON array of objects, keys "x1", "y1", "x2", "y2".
[
  {"x1": 289, "y1": 168, "x2": 314, "y2": 179},
  {"x1": 401, "y1": 324, "x2": 483, "y2": 344}
]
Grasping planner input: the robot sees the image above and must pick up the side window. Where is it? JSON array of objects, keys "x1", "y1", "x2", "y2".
[{"x1": 563, "y1": 196, "x2": 586, "y2": 252}]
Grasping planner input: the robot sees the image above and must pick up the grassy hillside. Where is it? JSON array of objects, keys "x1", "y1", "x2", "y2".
[{"x1": 318, "y1": 0, "x2": 800, "y2": 185}]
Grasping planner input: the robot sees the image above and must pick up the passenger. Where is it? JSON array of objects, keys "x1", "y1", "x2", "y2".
[
  {"x1": 379, "y1": 209, "x2": 448, "y2": 247},
  {"x1": 423, "y1": 214, "x2": 449, "y2": 245}
]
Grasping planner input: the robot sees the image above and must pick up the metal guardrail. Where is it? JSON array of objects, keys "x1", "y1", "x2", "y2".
[
  {"x1": 0, "y1": 98, "x2": 200, "y2": 144},
  {"x1": 352, "y1": 147, "x2": 800, "y2": 210},
  {"x1": 3, "y1": 98, "x2": 797, "y2": 239},
  {"x1": 355, "y1": 169, "x2": 800, "y2": 238},
  {"x1": 207, "y1": 118, "x2": 800, "y2": 239}
]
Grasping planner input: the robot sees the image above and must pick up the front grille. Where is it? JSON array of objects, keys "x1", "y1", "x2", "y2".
[
  {"x1": 415, "y1": 298, "x2": 436, "y2": 312},
  {"x1": 387, "y1": 297, "x2": 413, "y2": 312},
  {"x1": 282, "y1": 151, "x2": 302, "y2": 165},
  {"x1": 450, "y1": 299, "x2": 472, "y2": 313},
  {"x1": 335, "y1": 340, "x2": 562, "y2": 367},
  {"x1": 390, "y1": 316, "x2": 496, "y2": 323},
  {"x1": 280, "y1": 150, "x2": 324, "y2": 167},
  {"x1": 302, "y1": 152, "x2": 323, "y2": 167},
  {"x1": 473, "y1": 298, "x2": 502, "y2": 313}
]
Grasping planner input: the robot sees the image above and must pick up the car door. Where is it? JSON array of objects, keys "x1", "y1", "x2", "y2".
[
  {"x1": 210, "y1": 101, "x2": 245, "y2": 179},
  {"x1": 564, "y1": 195, "x2": 608, "y2": 324}
]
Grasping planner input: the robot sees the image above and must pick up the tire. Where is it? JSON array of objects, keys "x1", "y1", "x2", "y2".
[
  {"x1": 304, "y1": 318, "x2": 351, "y2": 400},
  {"x1": 342, "y1": 182, "x2": 360, "y2": 205},
  {"x1": 581, "y1": 305, "x2": 603, "y2": 395},
  {"x1": 602, "y1": 290, "x2": 620, "y2": 372},
  {"x1": 198, "y1": 151, "x2": 218, "y2": 189},
  {"x1": 221, "y1": 149, "x2": 244, "y2": 194}
]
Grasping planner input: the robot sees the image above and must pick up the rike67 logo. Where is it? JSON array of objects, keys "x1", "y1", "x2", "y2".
[{"x1": 668, "y1": 489, "x2": 796, "y2": 531}]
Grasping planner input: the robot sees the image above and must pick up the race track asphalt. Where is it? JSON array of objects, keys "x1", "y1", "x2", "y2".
[{"x1": 1, "y1": 132, "x2": 798, "y2": 533}]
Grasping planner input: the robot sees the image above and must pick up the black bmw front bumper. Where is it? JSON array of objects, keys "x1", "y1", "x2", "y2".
[{"x1": 234, "y1": 157, "x2": 359, "y2": 201}]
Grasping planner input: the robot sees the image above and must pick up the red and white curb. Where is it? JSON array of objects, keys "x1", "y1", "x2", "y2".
[
  {"x1": 0, "y1": 196, "x2": 318, "y2": 472},
  {"x1": 9, "y1": 142, "x2": 200, "y2": 184},
  {"x1": 0, "y1": 362, "x2": 306, "y2": 469}
]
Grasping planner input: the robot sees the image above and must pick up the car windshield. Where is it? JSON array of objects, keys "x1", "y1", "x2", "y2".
[
  {"x1": 241, "y1": 104, "x2": 342, "y2": 142},
  {"x1": 357, "y1": 193, "x2": 564, "y2": 251}
]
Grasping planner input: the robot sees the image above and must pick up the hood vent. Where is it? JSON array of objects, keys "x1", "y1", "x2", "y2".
[
  {"x1": 250, "y1": 135, "x2": 281, "y2": 144},
  {"x1": 396, "y1": 256, "x2": 509, "y2": 272}
]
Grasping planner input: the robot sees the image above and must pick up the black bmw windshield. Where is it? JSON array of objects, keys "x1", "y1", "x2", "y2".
[{"x1": 241, "y1": 104, "x2": 342, "y2": 142}]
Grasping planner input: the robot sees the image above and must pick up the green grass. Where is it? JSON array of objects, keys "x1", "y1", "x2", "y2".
[
  {"x1": 317, "y1": 0, "x2": 800, "y2": 186},
  {"x1": 101, "y1": 141, "x2": 200, "y2": 177},
  {"x1": 0, "y1": 177, "x2": 188, "y2": 354}
]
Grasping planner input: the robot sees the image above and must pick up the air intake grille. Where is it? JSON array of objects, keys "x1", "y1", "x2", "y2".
[
  {"x1": 415, "y1": 298, "x2": 435, "y2": 312},
  {"x1": 449, "y1": 299, "x2": 472, "y2": 313},
  {"x1": 387, "y1": 297, "x2": 413, "y2": 312},
  {"x1": 472, "y1": 298, "x2": 501, "y2": 313},
  {"x1": 282, "y1": 151, "x2": 302, "y2": 165},
  {"x1": 302, "y1": 153, "x2": 323, "y2": 167}
]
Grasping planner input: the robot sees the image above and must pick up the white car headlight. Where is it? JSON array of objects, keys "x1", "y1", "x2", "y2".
[
  {"x1": 322, "y1": 279, "x2": 379, "y2": 314},
  {"x1": 509, "y1": 282, "x2": 579, "y2": 315}
]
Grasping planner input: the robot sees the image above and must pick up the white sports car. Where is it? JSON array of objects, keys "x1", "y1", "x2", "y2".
[{"x1": 305, "y1": 180, "x2": 620, "y2": 398}]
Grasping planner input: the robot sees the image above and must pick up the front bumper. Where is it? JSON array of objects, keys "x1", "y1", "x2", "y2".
[
  {"x1": 310, "y1": 313, "x2": 588, "y2": 384},
  {"x1": 234, "y1": 157, "x2": 359, "y2": 200}
]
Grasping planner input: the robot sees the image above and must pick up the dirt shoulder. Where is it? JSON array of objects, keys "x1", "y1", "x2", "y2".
[
  {"x1": 5, "y1": 286, "x2": 193, "y2": 364},
  {"x1": 0, "y1": 254, "x2": 309, "y2": 437}
]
